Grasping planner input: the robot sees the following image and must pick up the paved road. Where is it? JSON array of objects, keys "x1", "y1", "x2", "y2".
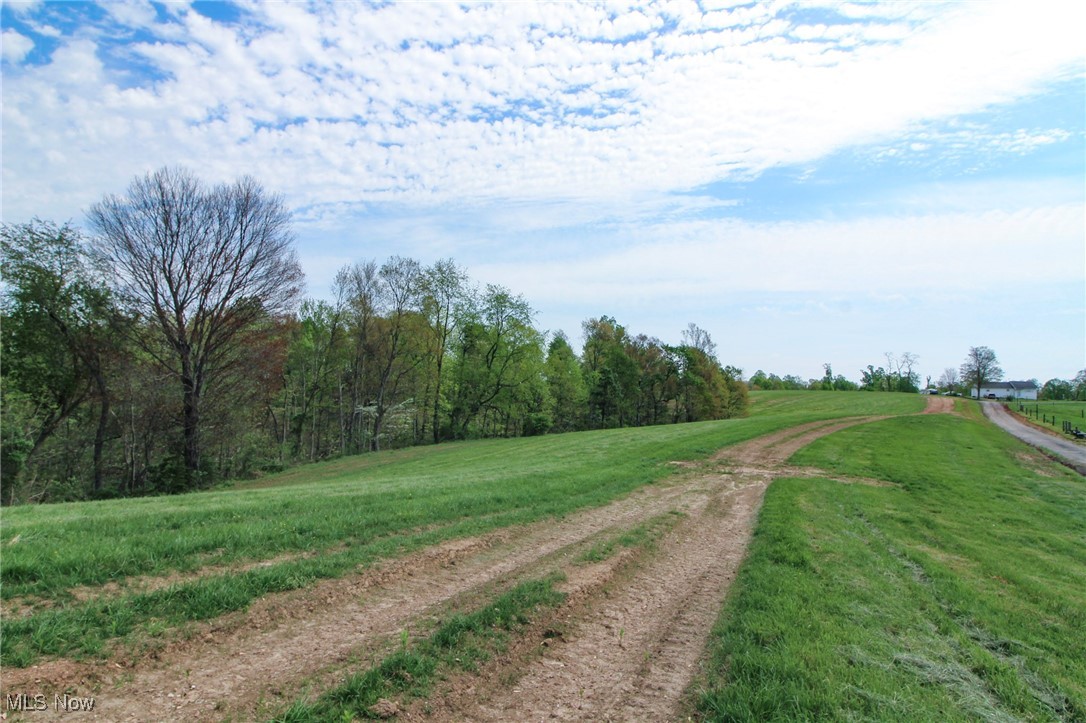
[{"x1": 981, "y1": 402, "x2": 1086, "y2": 475}]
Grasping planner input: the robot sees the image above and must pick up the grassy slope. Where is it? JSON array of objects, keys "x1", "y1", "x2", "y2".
[
  {"x1": 695, "y1": 405, "x2": 1086, "y2": 721},
  {"x1": 0, "y1": 392, "x2": 921, "y2": 666}
]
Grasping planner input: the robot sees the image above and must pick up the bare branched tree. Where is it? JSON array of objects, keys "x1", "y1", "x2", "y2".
[
  {"x1": 369, "y1": 256, "x2": 423, "y2": 451},
  {"x1": 938, "y1": 367, "x2": 960, "y2": 390},
  {"x1": 89, "y1": 167, "x2": 303, "y2": 482},
  {"x1": 682, "y1": 322, "x2": 717, "y2": 359},
  {"x1": 960, "y1": 346, "x2": 1003, "y2": 400}
]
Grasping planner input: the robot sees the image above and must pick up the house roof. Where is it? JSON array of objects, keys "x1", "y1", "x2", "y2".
[{"x1": 981, "y1": 381, "x2": 1038, "y2": 390}]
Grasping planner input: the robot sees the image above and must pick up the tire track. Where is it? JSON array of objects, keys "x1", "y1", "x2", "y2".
[
  {"x1": 2, "y1": 415, "x2": 886, "y2": 722},
  {"x1": 425, "y1": 416, "x2": 886, "y2": 722},
  {"x1": 4, "y1": 458, "x2": 708, "y2": 721}
]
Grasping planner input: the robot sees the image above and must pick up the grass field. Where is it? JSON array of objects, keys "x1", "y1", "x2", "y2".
[
  {"x1": 4, "y1": 391, "x2": 1084, "y2": 720},
  {"x1": 1010, "y1": 399, "x2": 1086, "y2": 435},
  {"x1": 694, "y1": 405, "x2": 1086, "y2": 721},
  {"x1": 0, "y1": 391, "x2": 922, "y2": 667}
]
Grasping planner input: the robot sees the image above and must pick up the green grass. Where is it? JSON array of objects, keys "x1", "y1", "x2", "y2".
[
  {"x1": 0, "y1": 392, "x2": 922, "y2": 667},
  {"x1": 695, "y1": 412, "x2": 1086, "y2": 721},
  {"x1": 746, "y1": 390, "x2": 924, "y2": 420},
  {"x1": 1010, "y1": 400, "x2": 1086, "y2": 434},
  {"x1": 271, "y1": 575, "x2": 566, "y2": 721}
]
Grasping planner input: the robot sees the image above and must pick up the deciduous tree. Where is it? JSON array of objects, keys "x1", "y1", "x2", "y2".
[
  {"x1": 938, "y1": 367, "x2": 960, "y2": 392},
  {"x1": 959, "y1": 346, "x2": 1003, "y2": 399},
  {"x1": 420, "y1": 259, "x2": 467, "y2": 443},
  {"x1": 544, "y1": 332, "x2": 588, "y2": 432},
  {"x1": 1, "y1": 220, "x2": 118, "y2": 498},
  {"x1": 89, "y1": 167, "x2": 303, "y2": 486}
]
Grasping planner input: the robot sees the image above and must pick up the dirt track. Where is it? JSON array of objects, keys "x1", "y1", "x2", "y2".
[{"x1": 3, "y1": 413, "x2": 905, "y2": 722}]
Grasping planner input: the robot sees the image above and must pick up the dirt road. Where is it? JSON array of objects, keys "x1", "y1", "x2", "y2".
[
  {"x1": 3, "y1": 415, "x2": 897, "y2": 722},
  {"x1": 981, "y1": 402, "x2": 1086, "y2": 475}
]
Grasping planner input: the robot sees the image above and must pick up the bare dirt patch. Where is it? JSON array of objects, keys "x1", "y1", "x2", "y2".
[
  {"x1": 0, "y1": 415, "x2": 888, "y2": 722},
  {"x1": 923, "y1": 395, "x2": 955, "y2": 415},
  {"x1": 425, "y1": 481, "x2": 766, "y2": 722}
]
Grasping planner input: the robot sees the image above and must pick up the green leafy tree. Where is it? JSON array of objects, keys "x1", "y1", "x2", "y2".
[
  {"x1": 1073, "y1": 369, "x2": 1086, "y2": 401},
  {"x1": 748, "y1": 369, "x2": 776, "y2": 390},
  {"x1": 420, "y1": 259, "x2": 468, "y2": 444},
  {"x1": 1, "y1": 220, "x2": 118, "y2": 499},
  {"x1": 673, "y1": 345, "x2": 730, "y2": 422},
  {"x1": 781, "y1": 375, "x2": 808, "y2": 390},
  {"x1": 367, "y1": 256, "x2": 424, "y2": 451},
  {"x1": 860, "y1": 365, "x2": 888, "y2": 392},
  {"x1": 1040, "y1": 378, "x2": 1074, "y2": 401},
  {"x1": 627, "y1": 334, "x2": 677, "y2": 426},
  {"x1": 821, "y1": 363, "x2": 835, "y2": 391},
  {"x1": 544, "y1": 332, "x2": 588, "y2": 432},
  {"x1": 283, "y1": 299, "x2": 346, "y2": 461},
  {"x1": 448, "y1": 285, "x2": 541, "y2": 438},
  {"x1": 832, "y1": 375, "x2": 858, "y2": 392},
  {"x1": 333, "y1": 260, "x2": 379, "y2": 454},
  {"x1": 581, "y1": 316, "x2": 639, "y2": 428},
  {"x1": 674, "y1": 324, "x2": 731, "y2": 421}
]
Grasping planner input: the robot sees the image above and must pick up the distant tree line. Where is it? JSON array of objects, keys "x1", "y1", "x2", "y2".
[
  {"x1": 748, "y1": 364, "x2": 857, "y2": 392},
  {"x1": 1040, "y1": 371, "x2": 1086, "y2": 401},
  {"x1": 749, "y1": 354, "x2": 923, "y2": 393},
  {"x1": 1, "y1": 168, "x2": 747, "y2": 504}
]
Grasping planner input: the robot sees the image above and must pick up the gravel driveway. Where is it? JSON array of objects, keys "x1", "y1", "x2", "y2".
[{"x1": 981, "y1": 402, "x2": 1086, "y2": 475}]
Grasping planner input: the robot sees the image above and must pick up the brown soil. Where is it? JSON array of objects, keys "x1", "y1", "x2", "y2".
[
  {"x1": 922, "y1": 395, "x2": 955, "y2": 414},
  {"x1": 0, "y1": 414, "x2": 900, "y2": 722}
]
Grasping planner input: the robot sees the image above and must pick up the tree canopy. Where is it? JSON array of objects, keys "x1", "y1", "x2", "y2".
[{"x1": 3, "y1": 201, "x2": 749, "y2": 503}]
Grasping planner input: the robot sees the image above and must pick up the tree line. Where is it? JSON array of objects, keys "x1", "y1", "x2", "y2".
[
  {"x1": 1039, "y1": 372, "x2": 1086, "y2": 401},
  {"x1": 1, "y1": 168, "x2": 747, "y2": 504},
  {"x1": 749, "y1": 354, "x2": 920, "y2": 393}
]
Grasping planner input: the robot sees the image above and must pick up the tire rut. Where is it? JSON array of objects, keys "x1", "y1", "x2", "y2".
[
  {"x1": 421, "y1": 416, "x2": 887, "y2": 722},
  {"x1": 4, "y1": 463, "x2": 708, "y2": 721},
  {"x1": 2, "y1": 415, "x2": 888, "y2": 722}
]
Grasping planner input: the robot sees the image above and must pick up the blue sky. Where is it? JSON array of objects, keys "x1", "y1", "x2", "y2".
[{"x1": 3, "y1": 0, "x2": 1083, "y2": 385}]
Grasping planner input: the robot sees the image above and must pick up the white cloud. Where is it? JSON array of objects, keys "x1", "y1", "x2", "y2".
[
  {"x1": 1, "y1": 28, "x2": 34, "y2": 63},
  {"x1": 1, "y1": 0, "x2": 43, "y2": 15},
  {"x1": 1, "y1": 0, "x2": 1083, "y2": 238},
  {"x1": 469, "y1": 200, "x2": 1085, "y2": 308},
  {"x1": 102, "y1": 0, "x2": 157, "y2": 29}
]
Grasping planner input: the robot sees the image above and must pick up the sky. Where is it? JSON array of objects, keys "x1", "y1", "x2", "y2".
[{"x1": 2, "y1": 0, "x2": 1084, "y2": 386}]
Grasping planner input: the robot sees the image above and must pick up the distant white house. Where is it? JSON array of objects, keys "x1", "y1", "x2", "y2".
[{"x1": 972, "y1": 381, "x2": 1039, "y2": 400}]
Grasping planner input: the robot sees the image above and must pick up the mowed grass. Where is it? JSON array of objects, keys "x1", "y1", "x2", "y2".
[
  {"x1": 0, "y1": 392, "x2": 922, "y2": 667},
  {"x1": 1011, "y1": 399, "x2": 1086, "y2": 435},
  {"x1": 695, "y1": 407, "x2": 1086, "y2": 721}
]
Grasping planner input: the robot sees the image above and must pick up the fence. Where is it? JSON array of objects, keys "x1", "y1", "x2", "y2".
[{"x1": 1016, "y1": 402, "x2": 1086, "y2": 438}]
